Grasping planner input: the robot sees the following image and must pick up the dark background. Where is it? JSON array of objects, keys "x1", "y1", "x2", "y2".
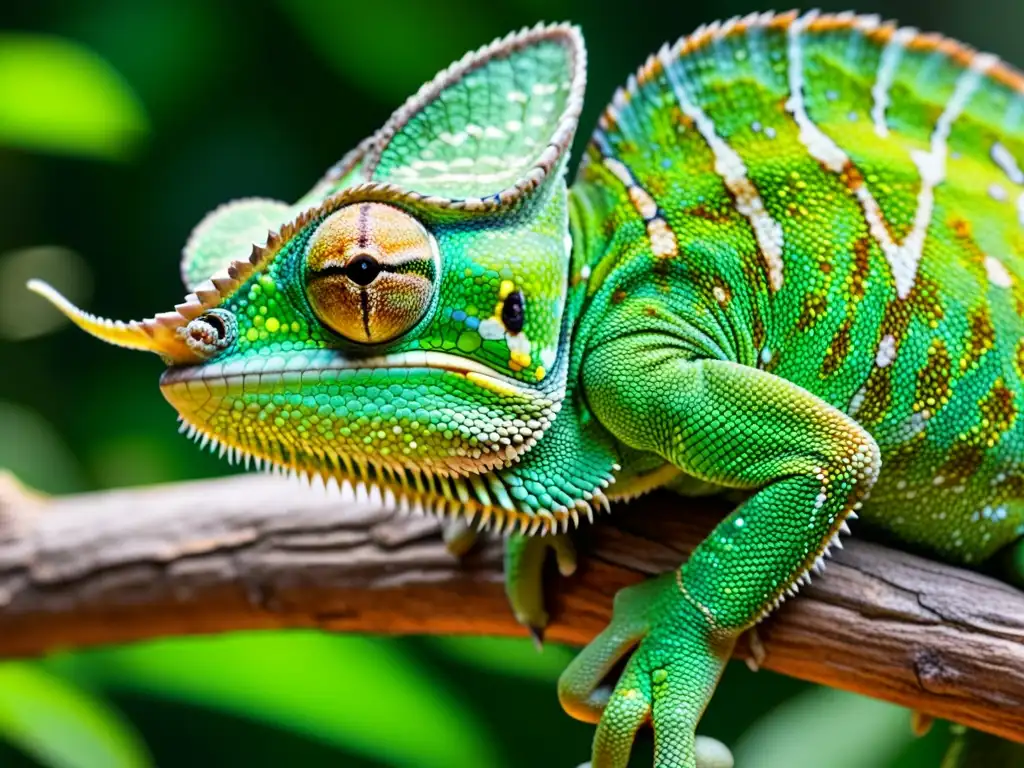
[{"x1": 1, "y1": 1, "x2": 1019, "y2": 766}]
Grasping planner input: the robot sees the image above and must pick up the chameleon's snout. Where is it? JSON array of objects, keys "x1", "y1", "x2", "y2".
[{"x1": 26, "y1": 279, "x2": 224, "y2": 365}]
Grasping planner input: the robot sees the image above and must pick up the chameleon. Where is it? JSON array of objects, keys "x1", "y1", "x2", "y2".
[{"x1": 27, "y1": 10, "x2": 1024, "y2": 768}]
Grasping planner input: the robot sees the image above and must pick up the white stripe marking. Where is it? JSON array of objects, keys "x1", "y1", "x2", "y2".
[
  {"x1": 602, "y1": 157, "x2": 678, "y2": 258},
  {"x1": 788, "y1": 13, "x2": 992, "y2": 298},
  {"x1": 786, "y1": 13, "x2": 849, "y2": 173},
  {"x1": 991, "y1": 142, "x2": 1024, "y2": 227},
  {"x1": 662, "y1": 44, "x2": 785, "y2": 290},
  {"x1": 984, "y1": 255, "x2": 1013, "y2": 288},
  {"x1": 875, "y1": 334, "x2": 897, "y2": 367},
  {"x1": 894, "y1": 53, "x2": 995, "y2": 293},
  {"x1": 871, "y1": 27, "x2": 916, "y2": 138},
  {"x1": 991, "y1": 142, "x2": 1024, "y2": 183}
]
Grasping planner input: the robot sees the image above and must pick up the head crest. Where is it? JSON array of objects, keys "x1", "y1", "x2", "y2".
[{"x1": 29, "y1": 24, "x2": 587, "y2": 360}]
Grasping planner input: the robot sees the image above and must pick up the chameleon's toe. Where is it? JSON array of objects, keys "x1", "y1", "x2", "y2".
[
  {"x1": 442, "y1": 519, "x2": 478, "y2": 558},
  {"x1": 560, "y1": 574, "x2": 734, "y2": 768},
  {"x1": 504, "y1": 533, "x2": 577, "y2": 641}
]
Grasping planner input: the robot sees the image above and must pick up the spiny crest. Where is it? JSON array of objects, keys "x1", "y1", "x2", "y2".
[
  {"x1": 602, "y1": 10, "x2": 1023, "y2": 108},
  {"x1": 177, "y1": 414, "x2": 613, "y2": 536}
]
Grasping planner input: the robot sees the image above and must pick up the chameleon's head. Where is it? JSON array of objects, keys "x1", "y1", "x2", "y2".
[{"x1": 30, "y1": 24, "x2": 589, "y2": 518}]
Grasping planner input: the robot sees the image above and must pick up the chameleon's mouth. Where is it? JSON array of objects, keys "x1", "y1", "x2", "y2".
[
  {"x1": 160, "y1": 348, "x2": 577, "y2": 533},
  {"x1": 160, "y1": 348, "x2": 531, "y2": 395}
]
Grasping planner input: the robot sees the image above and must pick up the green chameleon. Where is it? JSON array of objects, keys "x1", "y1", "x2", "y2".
[{"x1": 29, "y1": 11, "x2": 1024, "y2": 768}]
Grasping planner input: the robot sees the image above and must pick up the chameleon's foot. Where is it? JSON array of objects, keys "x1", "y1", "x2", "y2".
[
  {"x1": 442, "y1": 518, "x2": 478, "y2": 557},
  {"x1": 559, "y1": 573, "x2": 735, "y2": 768},
  {"x1": 573, "y1": 742, "x2": 732, "y2": 768},
  {"x1": 504, "y1": 533, "x2": 576, "y2": 645}
]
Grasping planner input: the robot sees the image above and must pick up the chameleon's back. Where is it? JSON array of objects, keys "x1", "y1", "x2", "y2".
[{"x1": 576, "y1": 11, "x2": 1024, "y2": 562}]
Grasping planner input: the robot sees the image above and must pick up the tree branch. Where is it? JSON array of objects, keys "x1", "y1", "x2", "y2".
[{"x1": 1, "y1": 471, "x2": 1022, "y2": 742}]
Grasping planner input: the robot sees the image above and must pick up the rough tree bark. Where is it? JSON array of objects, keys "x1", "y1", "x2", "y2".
[{"x1": 0, "y1": 471, "x2": 1022, "y2": 742}]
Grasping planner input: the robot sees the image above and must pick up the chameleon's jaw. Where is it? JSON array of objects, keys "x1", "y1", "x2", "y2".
[
  {"x1": 160, "y1": 348, "x2": 579, "y2": 533},
  {"x1": 164, "y1": 345, "x2": 561, "y2": 476}
]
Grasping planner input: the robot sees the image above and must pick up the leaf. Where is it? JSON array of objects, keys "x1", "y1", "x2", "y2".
[
  {"x1": 731, "y1": 686, "x2": 914, "y2": 768},
  {"x1": 0, "y1": 33, "x2": 147, "y2": 160},
  {"x1": 426, "y1": 636, "x2": 575, "y2": 682},
  {"x1": 51, "y1": 632, "x2": 500, "y2": 768},
  {"x1": 278, "y1": 0, "x2": 495, "y2": 102},
  {"x1": 0, "y1": 401, "x2": 85, "y2": 494},
  {"x1": 0, "y1": 663, "x2": 150, "y2": 768}
]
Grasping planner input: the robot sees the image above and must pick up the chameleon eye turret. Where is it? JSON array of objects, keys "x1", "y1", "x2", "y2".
[
  {"x1": 304, "y1": 202, "x2": 439, "y2": 344},
  {"x1": 182, "y1": 309, "x2": 236, "y2": 358}
]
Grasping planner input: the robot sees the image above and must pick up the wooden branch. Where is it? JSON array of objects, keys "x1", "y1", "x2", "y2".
[{"x1": 1, "y1": 471, "x2": 1022, "y2": 743}]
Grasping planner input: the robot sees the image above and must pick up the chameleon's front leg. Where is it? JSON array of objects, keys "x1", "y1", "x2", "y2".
[
  {"x1": 504, "y1": 533, "x2": 577, "y2": 643},
  {"x1": 442, "y1": 522, "x2": 576, "y2": 643},
  {"x1": 567, "y1": 339, "x2": 880, "y2": 768}
]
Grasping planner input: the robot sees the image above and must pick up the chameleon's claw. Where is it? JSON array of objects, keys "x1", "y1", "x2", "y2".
[
  {"x1": 910, "y1": 710, "x2": 935, "y2": 737},
  {"x1": 442, "y1": 519, "x2": 479, "y2": 558},
  {"x1": 528, "y1": 624, "x2": 546, "y2": 651},
  {"x1": 742, "y1": 627, "x2": 766, "y2": 672},
  {"x1": 504, "y1": 533, "x2": 577, "y2": 639}
]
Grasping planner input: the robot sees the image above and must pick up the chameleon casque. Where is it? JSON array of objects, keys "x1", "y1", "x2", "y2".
[{"x1": 28, "y1": 10, "x2": 1024, "y2": 768}]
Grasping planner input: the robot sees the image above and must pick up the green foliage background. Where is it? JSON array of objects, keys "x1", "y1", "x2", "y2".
[{"x1": 0, "y1": 1, "x2": 1019, "y2": 765}]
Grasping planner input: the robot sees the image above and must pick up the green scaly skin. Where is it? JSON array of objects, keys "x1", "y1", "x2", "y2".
[{"x1": 30, "y1": 12, "x2": 1024, "y2": 768}]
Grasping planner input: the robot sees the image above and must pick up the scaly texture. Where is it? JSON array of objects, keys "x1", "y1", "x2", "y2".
[{"x1": 30, "y1": 12, "x2": 1024, "y2": 768}]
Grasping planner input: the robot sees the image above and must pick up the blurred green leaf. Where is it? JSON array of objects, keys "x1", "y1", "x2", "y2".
[
  {"x1": 427, "y1": 636, "x2": 574, "y2": 682},
  {"x1": 732, "y1": 686, "x2": 914, "y2": 768},
  {"x1": 0, "y1": 401, "x2": 84, "y2": 494},
  {"x1": 0, "y1": 663, "x2": 150, "y2": 768},
  {"x1": 0, "y1": 33, "x2": 147, "y2": 160},
  {"x1": 52, "y1": 632, "x2": 500, "y2": 768},
  {"x1": 279, "y1": 0, "x2": 494, "y2": 102},
  {"x1": 68, "y1": 0, "x2": 228, "y2": 117}
]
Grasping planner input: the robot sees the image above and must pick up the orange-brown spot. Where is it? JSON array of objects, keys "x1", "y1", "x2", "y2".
[
  {"x1": 839, "y1": 161, "x2": 864, "y2": 191},
  {"x1": 822, "y1": 319, "x2": 853, "y2": 377},
  {"x1": 938, "y1": 443, "x2": 986, "y2": 485},
  {"x1": 849, "y1": 235, "x2": 872, "y2": 301},
  {"x1": 687, "y1": 203, "x2": 733, "y2": 223},
  {"x1": 914, "y1": 338, "x2": 953, "y2": 414},
  {"x1": 751, "y1": 313, "x2": 766, "y2": 353},
  {"x1": 797, "y1": 292, "x2": 828, "y2": 332},
  {"x1": 854, "y1": 365, "x2": 893, "y2": 426},
  {"x1": 978, "y1": 380, "x2": 1018, "y2": 444},
  {"x1": 907, "y1": 276, "x2": 945, "y2": 325},
  {"x1": 652, "y1": 257, "x2": 671, "y2": 292},
  {"x1": 669, "y1": 106, "x2": 695, "y2": 131},
  {"x1": 960, "y1": 307, "x2": 996, "y2": 373},
  {"x1": 611, "y1": 288, "x2": 627, "y2": 304},
  {"x1": 948, "y1": 216, "x2": 989, "y2": 281}
]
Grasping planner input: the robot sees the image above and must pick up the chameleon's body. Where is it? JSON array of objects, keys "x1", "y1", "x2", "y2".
[{"x1": 31, "y1": 11, "x2": 1024, "y2": 768}]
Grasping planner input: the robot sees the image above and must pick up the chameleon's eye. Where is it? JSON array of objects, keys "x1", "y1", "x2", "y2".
[
  {"x1": 183, "y1": 309, "x2": 236, "y2": 358},
  {"x1": 304, "y1": 202, "x2": 439, "y2": 344}
]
